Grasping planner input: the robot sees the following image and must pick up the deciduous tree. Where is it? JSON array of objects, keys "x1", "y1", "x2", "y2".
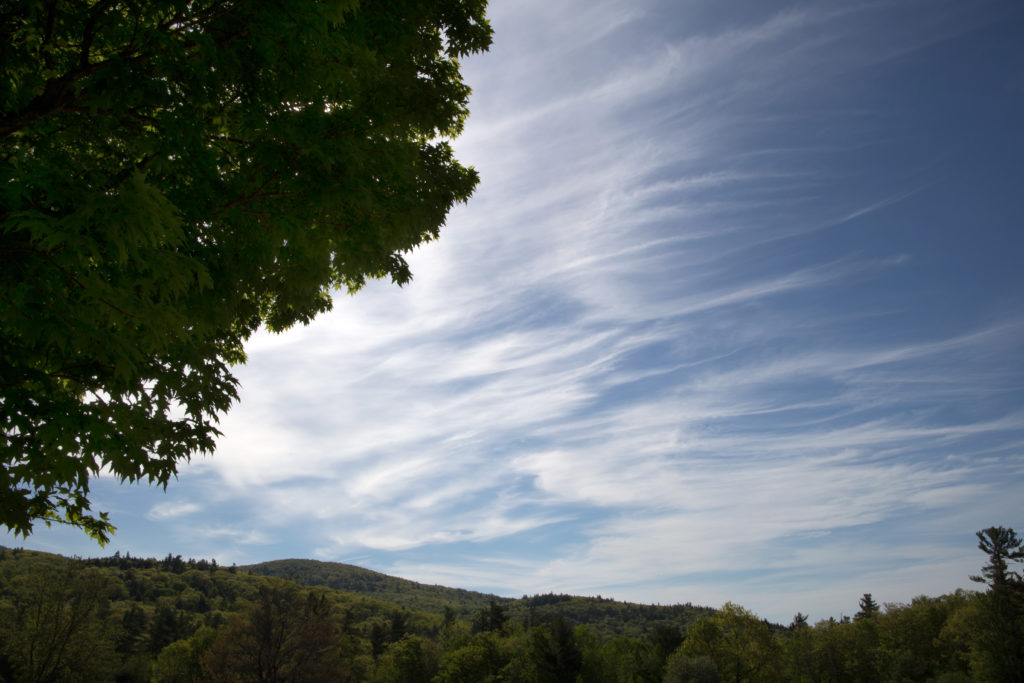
[
  {"x1": 202, "y1": 583, "x2": 343, "y2": 681},
  {"x1": 1, "y1": 0, "x2": 492, "y2": 540},
  {"x1": 680, "y1": 603, "x2": 784, "y2": 683},
  {"x1": 0, "y1": 560, "x2": 118, "y2": 681}
]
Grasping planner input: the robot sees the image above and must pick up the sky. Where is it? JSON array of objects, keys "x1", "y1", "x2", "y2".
[{"x1": 8, "y1": 0, "x2": 1024, "y2": 625}]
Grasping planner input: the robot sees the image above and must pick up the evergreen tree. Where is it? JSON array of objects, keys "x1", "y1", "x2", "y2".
[
  {"x1": 532, "y1": 617, "x2": 583, "y2": 682},
  {"x1": 854, "y1": 593, "x2": 879, "y2": 620},
  {"x1": 472, "y1": 600, "x2": 509, "y2": 634},
  {"x1": 969, "y1": 526, "x2": 1024, "y2": 682},
  {"x1": 971, "y1": 526, "x2": 1024, "y2": 591}
]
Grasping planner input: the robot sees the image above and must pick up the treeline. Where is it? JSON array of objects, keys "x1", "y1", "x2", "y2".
[
  {"x1": 243, "y1": 558, "x2": 508, "y2": 621},
  {"x1": 245, "y1": 559, "x2": 715, "y2": 640},
  {"x1": 0, "y1": 526, "x2": 1021, "y2": 681},
  {"x1": 85, "y1": 552, "x2": 225, "y2": 573}
]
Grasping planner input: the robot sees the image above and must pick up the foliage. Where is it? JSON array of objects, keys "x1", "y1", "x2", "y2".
[
  {"x1": 372, "y1": 635, "x2": 439, "y2": 683},
  {"x1": 680, "y1": 602, "x2": 784, "y2": 683},
  {"x1": 150, "y1": 626, "x2": 215, "y2": 683},
  {"x1": 880, "y1": 592, "x2": 974, "y2": 681},
  {"x1": 244, "y1": 558, "x2": 507, "y2": 619},
  {"x1": 472, "y1": 600, "x2": 509, "y2": 634},
  {"x1": 967, "y1": 526, "x2": 1024, "y2": 682},
  {"x1": 528, "y1": 616, "x2": 583, "y2": 682},
  {"x1": 0, "y1": 0, "x2": 492, "y2": 541},
  {"x1": 0, "y1": 557, "x2": 119, "y2": 681},
  {"x1": 971, "y1": 526, "x2": 1024, "y2": 591},
  {"x1": 663, "y1": 654, "x2": 720, "y2": 683},
  {"x1": 853, "y1": 592, "x2": 878, "y2": 621},
  {"x1": 434, "y1": 633, "x2": 508, "y2": 683},
  {"x1": 3, "y1": 533, "x2": 1022, "y2": 682},
  {"x1": 245, "y1": 559, "x2": 715, "y2": 639},
  {"x1": 202, "y1": 582, "x2": 345, "y2": 681}
]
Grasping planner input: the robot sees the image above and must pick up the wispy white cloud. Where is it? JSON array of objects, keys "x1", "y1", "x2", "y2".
[
  {"x1": 192, "y1": 526, "x2": 274, "y2": 547},
  {"x1": 146, "y1": 502, "x2": 202, "y2": 521}
]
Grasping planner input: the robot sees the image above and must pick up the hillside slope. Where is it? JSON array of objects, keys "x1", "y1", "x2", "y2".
[
  {"x1": 243, "y1": 557, "x2": 717, "y2": 638},
  {"x1": 242, "y1": 558, "x2": 508, "y2": 618}
]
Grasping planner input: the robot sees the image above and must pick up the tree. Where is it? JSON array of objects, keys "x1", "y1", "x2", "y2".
[
  {"x1": 854, "y1": 593, "x2": 879, "y2": 621},
  {"x1": 882, "y1": 592, "x2": 974, "y2": 681},
  {"x1": 1, "y1": 0, "x2": 492, "y2": 540},
  {"x1": 662, "y1": 654, "x2": 720, "y2": 683},
  {"x1": 783, "y1": 613, "x2": 814, "y2": 680},
  {"x1": 149, "y1": 598, "x2": 195, "y2": 654},
  {"x1": 150, "y1": 626, "x2": 216, "y2": 683},
  {"x1": 202, "y1": 583, "x2": 344, "y2": 681},
  {"x1": 434, "y1": 634, "x2": 508, "y2": 683},
  {"x1": 529, "y1": 617, "x2": 583, "y2": 682},
  {"x1": 680, "y1": 603, "x2": 784, "y2": 683},
  {"x1": 968, "y1": 526, "x2": 1024, "y2": 682},
  {"x1": 472, "y1": 600, "x2": 509, "y2": 634},
  {"x1": 0, "y1": 560, "x2": 119, "y2": 681},
  {"x1": 373, "y1": 635, "x2": 438, "y2": 683},
  {"x1": 971, "y1": 526, "x2": 1024, "y2": 591}
]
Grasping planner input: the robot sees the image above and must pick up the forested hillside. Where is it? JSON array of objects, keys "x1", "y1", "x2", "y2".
[
  {"x1": 244, "y1": 558, "x2": 715, "y2": 639},
  {"x1": 244, "y1": 558, "x2": 510, "y2": 619},
  {"x1": 2, "y1": 529, "x2": 1022, "y2": 681}
]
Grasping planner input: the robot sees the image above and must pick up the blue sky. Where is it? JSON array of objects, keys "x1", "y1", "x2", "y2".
[{"x1": 9, "y1": 0, "x2": 1024, "y2": 624}]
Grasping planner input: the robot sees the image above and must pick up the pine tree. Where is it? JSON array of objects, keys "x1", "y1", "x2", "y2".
[
  {"x1": 854, "y1": 593, "x2": 879, "y2": 620},
  {"x1": 969, "y1": 526, "x2": 1024, "y2": 682},
  {"x1": 971, "y1": 526, "x2": 1024, "y2": 591}
]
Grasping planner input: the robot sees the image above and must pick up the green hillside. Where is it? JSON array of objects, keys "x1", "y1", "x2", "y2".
[
  {"x1": 243, "y1": 558, "x2": 716, "y2": 639},
  {"x1": 510, "y1": 593, "x2": 716, "y2": 640},
  {"x1": 242, "y1": 558, "x2": 509, "y2": 619},
  {"x1": 0, "y1": 544, "x2": 1011, "y2": 681}
]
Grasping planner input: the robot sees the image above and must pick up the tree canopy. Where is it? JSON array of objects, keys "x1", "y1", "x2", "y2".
[
  {"x1": 2, "y1": 531, "x2": 1020, "y2": 683},
  {"x1": 971, "y1": 526, "x2": 1024, "y2": 591},
  {"x1": 1, "y1": 0, "x2": 492, "y2": 541}
]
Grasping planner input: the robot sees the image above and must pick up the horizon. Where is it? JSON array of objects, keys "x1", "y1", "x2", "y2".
[
  {"x1": 7, "y1": 0, "x2": 1023, "y2": 626},
  {"x1": 0, "y1": 544, "x2": 972, "y2": 624}
]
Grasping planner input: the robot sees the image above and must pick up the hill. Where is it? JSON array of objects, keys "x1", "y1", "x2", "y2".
[
  {"x1": 242, "y1": 558, "x2": 509, "y2": 618},
  {"x1": 0, "y1": 544, "x2": 997, "y2": 681},
  {"x1": 243, "y1": 557, "x2": 716, "y2": 639}
]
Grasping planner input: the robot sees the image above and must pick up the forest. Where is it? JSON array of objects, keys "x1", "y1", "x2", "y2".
[{"x1": 0, "y1": 527, "x2": 1021, "y2": 682}]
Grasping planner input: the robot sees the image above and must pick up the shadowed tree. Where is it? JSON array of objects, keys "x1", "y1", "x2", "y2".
[
  {"x1": 969, "y1": 526, "x2": 1024, "y2": 682},
  {"x1": 0, "y1": 560, "x2": 118, "y2": 682},
  {"x1": 1, "y1": 0, "x2": 492, "y2": 541},
  {"x1": 532, "y1": 617, "x2": 583, "y2": 683},
  {"x1": 783, "y1": 613, "x2": 814, "y2": 680},
  {"x1": 971, "y1": 526, "x2": 1024, "y2": 592},
  {"x1": 202, "y1": 583, "x2": 344, "y2": 682},
  {"x1": 472, "y1": 600, "x2": 509, "y2": 634},
  {"x1": 854, "y1": 593, "x2": 879, "y2": 621},
  {"x1": 663, "y1": 653, "x2": 721, "y2": 683}
]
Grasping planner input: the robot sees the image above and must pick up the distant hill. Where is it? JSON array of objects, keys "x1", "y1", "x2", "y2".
[
  {"x1": 243, "y1": 557, "x2": 717, "y2": 638},
  {"x1": 241, "y1": 558, "x2": 508, "y2": 618},
  {"x1": 509, "y1": 593, "x2": 717, "y2": 639}
]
